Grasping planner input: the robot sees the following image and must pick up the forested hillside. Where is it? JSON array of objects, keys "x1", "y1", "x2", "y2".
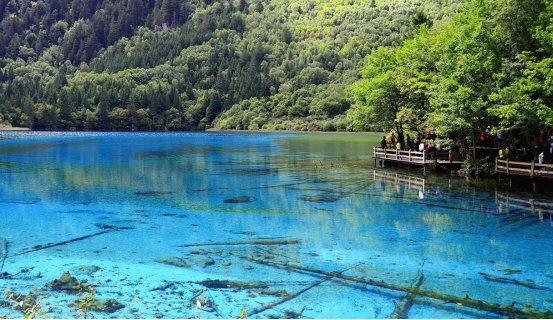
[
  {"x1": 0, "y1": 0, "x2": 458, "y2": 131},
  {"x1": 347, "y1": 0, "x2": 553, "y2": 148}
]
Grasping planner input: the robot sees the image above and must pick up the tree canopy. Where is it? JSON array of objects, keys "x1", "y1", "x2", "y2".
[
  {"x1": 347, "y1": 0, "x2": 553, "y2": 146},
  {"x1": 3, "y1": 0, "x2": 551, "y2": 138},
  {"x1": 0, "y1": 0, "x2": 458, "y2": 131}
]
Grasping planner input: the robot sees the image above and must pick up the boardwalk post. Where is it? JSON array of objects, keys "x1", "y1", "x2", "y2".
[
  {"x1": 449, "y1": 150, "x2": 452, "y2": 164},
  {"x1": 495, "y1": 157, "x2": 498, "y2": 172},
  {"x1": 374, "y1": 147, "x2": 377, "y2": 167},
  {"x1": 506, "y1": 158, "x2": 510, "y2": 175},
  {"x1": 422, "y1": 150, "x2": 426, "y2": 175},
  {"x1": 396, "y1": 150, "x2": 399, "y2": 160},
  {"x1": 531, "y1": 160, "x2": 535, "y2": 177},
  {"x1": 409, "y1": 150, "x2": 412, "y2": 162}
]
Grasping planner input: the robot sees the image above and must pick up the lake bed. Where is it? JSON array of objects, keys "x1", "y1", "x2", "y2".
[{"x1": 0, "y1": 132, "x2": 552, "y2": 318}]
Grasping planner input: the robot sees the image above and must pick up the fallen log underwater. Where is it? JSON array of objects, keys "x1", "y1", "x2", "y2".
[
  {"x1": 507, "y1": 220, "x2": 542, "y2": 233},
  {"x1": 175, "y1": 238, "x2": 301, "y2": 248},
  {"x1": 0, "y1": 238, "x2": 8, "y2": 273},
  {"x1": 239, "y1": 179, "x2": 340, "y2": 191},
  {"x1": 389, "y1": 260, "x2": 425, "y2": 318},
  {"x1": 501, "y1": 214, "x2": 536, "y2": 226},
  {"x1": 296, "y1": 182, "x2": 373, "y2": 204},
  {"x1": 479, "y1": 272, "x2": 551, "y2": 291},
  {"x1": 239, "y1": 256, "x2": 553, "y2": 318},
  {"x1": 247, "y1": 263, "x2": 361, "y2": 318},
  {"x1": 9, "y1": 227, "x2": 126, "y2": 257},
  {"x1": 197, "y1": 279, "x2": 269, "y2": 290}
]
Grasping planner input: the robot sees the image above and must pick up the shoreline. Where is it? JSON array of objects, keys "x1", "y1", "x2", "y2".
[
  {"x1": 206, "y1": 128, "x2": 379, "y2": 135},
  {"x1": 0, "y1": 128, "x2": 380, "y2": 135},
  {"x1": 1, "y1": 129, "x2": 551, "y2": 186},
  {"x1": 0, "y1": 125, "x2": 30, "y2": 131}
]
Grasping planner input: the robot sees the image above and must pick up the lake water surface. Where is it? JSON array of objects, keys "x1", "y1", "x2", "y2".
[{"x1": 0, "y1": 132, "x2": 552, "y2": 318}]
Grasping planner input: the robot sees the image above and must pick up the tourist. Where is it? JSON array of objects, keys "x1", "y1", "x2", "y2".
[
  {"x1": 396, "y1": 141, "x2": 401, "y2": 151},
  {"x1": 497, "y1": 130, "x2": 504, "y2": 145},
  {"x1": 533, "y1": 144, "x2": 541, "y2": 163},
  {"x1": 419, "y1": 141, "x2": 425, "y2": 152},
  {"x1": 480, "y1": 131, "x2": 487, "y2": 144},
  {"x1": 480, "y1": 127, "x2": 490, "y2": 146},
  {"x1": 380, "y1": 136, "x2": 386, "y2": 149},
  {"x1": 521, "y1": 146, "x2": 528, "y2": 161},
  {"x1": 548, "y1": 140, "x2": 553, "y2": 163},
  {"x1": 498, "y1": 146, "x2": 509, "y2": 160},
  {"x1": 509, "y1": 144, "x2": 517, "y2": 161},
  {"x1": 390, "y1": 133, "x2": 396, "y2": 144}
]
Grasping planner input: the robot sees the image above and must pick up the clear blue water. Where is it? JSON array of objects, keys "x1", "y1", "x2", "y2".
[{"x1": 0, "y1": 132, "x2": 552, "y2": 318}]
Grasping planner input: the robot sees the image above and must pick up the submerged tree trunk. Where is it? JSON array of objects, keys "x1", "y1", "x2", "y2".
[
  {"x1": 389, "y1": 260, "x2": 425, "y2": 318},
  {"x1": 239, "y1": 256, "x2": 553, "y2": 318},
  {"x1": 0, "y1": 239, "x2": 7, "y2": 273}
]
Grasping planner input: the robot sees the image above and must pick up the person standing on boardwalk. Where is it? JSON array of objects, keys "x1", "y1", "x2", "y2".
[
  {"x1": 380, "y1": 136, "x2": 387, "y2": 149},
  {"x1": 533, "y1": 144, "x2": 541, "y2": 163}
]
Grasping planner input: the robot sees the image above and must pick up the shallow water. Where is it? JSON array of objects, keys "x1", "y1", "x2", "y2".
[{"x1": 0, "y1": 132, "x2": 552, "y2": 319}]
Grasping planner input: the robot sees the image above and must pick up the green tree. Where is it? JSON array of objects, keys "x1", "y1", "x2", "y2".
[{"x1": 33, "y1": 103, "x2": 59, "y2": 129}]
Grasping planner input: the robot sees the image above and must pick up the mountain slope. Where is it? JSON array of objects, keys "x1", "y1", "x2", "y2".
[{"x1": 0, "y1": 0, "x2": 459, "y2": 131}]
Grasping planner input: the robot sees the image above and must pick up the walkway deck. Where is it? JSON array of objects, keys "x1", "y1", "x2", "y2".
[
  {"x1": 495, "y1": 158, "x2": 553, "y2": 179},
  {"x1": 372, "y1": 147, "x2": 463, "y2": 167}
]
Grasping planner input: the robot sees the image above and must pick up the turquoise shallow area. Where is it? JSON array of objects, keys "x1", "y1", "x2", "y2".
[{"x1": 0, "y1": 131, "x2": 552, "y2": 318}]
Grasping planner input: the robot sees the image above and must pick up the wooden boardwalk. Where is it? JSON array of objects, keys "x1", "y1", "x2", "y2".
[
  {"x1": 372, "y1": 147, "x2": 462, "y2": 168},
  {"x1": 495, "y1": 158, "x2": 553, "y2": 179},
  {"x1": 373, "y1": 147, "x2": 553, "y2": 179}
]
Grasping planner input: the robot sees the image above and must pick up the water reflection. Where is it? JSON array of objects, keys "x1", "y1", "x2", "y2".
[
  {"x1": 374, "y1": 169, "x2": 553, "y2": 228},
  {"x1": 496, "y1": 192, "x2": 553, "y2": 228}
]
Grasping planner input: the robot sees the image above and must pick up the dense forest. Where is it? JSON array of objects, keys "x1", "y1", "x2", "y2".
[
  {"x1": 1, "y1": 0, "x2": 552, "y2": 139},
  {"x1": 347, "y1": 0, "x2": 553, "y2": 149},
  {"x1": 0, "y1": 0, "x2": 458, "y2": 131}
]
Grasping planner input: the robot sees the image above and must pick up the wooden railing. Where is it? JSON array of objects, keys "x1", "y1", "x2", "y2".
[
  {"x1": 373, "y1": 147, "x2": 426, "y2": 163},
  {"x1": 495, "y1": 158, "x2": 553, "y2": 178},
  {"x1": 496, "y1": 192, "x2": 553, "y2": 215},
  {"x1": 373, "y1": 171, "x2": 425, "y2": 191},
  {"x1": 373, "y1": 148, "x2": 454, "y2": 164}
]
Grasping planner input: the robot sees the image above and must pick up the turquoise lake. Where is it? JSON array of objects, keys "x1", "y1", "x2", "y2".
[{"x1": 0, "y1": 132, "x2": 552, "y2": 318}]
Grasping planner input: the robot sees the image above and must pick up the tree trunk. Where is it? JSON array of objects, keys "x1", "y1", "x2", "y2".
[{"x1": 395, "y1": 123, "x2": 405, "y2": 150}]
